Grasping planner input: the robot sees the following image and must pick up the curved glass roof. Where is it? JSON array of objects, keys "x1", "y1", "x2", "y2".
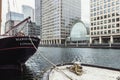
[{"x1": 70, "y1": 22, "x2": 88, "y2": 41}]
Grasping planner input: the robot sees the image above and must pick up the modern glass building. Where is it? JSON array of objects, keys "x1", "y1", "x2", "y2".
[
  {"x1": 35, "y1": 0, "x2": 41, "y2": 37},
  {"x1": 67, "y1": 21, "x2": 89, "y2": 43},
  {"x1": 35, "y1": 0, "x2": 81, "y2": 45},
  {"x1": 6, "y1": 11, "x2": 24, "y2": 21},
  {"x1": 22, "y1": 5, "x2": 34, "y2": 22},
  {"x1": 90, "y1": 0, "x2": 120, "y2": 44},
  {"x1": 35, "y1": 0, "x2": 41, "y2": 26}
]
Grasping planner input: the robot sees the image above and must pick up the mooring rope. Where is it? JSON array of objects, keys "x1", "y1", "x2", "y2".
[
  {"x1": 28, "y1": 36, "x2": 56, "y2": 67},
  {"x1": 28, "y1": 36, "x2": 73, "y2": 80}
]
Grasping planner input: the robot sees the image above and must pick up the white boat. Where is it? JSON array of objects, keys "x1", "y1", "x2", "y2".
[{"x1": 42, "y1": 62, "x2": 120, "y2": 80}]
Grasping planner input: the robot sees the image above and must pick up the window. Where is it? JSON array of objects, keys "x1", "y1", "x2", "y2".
[
  {"x1": 116, "y1": 18, "x2": 119, "y2": 22},
  {"x1": 108, "y1": 25, "x2": 111, "y2": 28},
  {"x1": 97, "y1": 17, "x2": 99, "y2": 20},
  {"x1": 116, "y1": 13, "x2": 119, "y2": 16},
  {"x1": 108, "y1": 30, "x2": 111, "y2": 34},
  {"x1": 116, "y1": 29, "x2": 119, "y2": 33},
  {"x1": 112, "y1": 7, "x2": 115, "y2": 12},
  {"x1": 104, "y1": 30, "x2": 107, "y2": 34},
  {"x1": 97, "y1": 26, "x2": 99, "y2": 30},
  {"x1": 108, "y1": 19, "x2": 111, "y2": 23},
  {"x1": 104, "y1": 10, "x2": 107, "y2": 13},
  {"x1": 94, "y1": 22, "x2": 96, "y2": 25},
  {"x1": 104, "y1": 25, "x2": 107, "y2": 29},
  {"x1": 108, "y1": 3, "x2": 110, "y2": 7},
  {"x1": 101, "y1": 16, "x2": 103, "y2": 19},
  {"x1": 97, "y1": 12, "x2": 100, "y2": 15},
  {"x1": 108, "y1": 14, "x2": 111, "y2": 18},
  {"x1": 108, "y1": 9, "x2": 110, "y2": 13},
  {"x1": 104, "y1": 15, "x2": 107, "y2": 18},
  {"x1": 91, "y1": 32, "x2": 93, "y2": 35},
  {"x1": 101, "y1": 21, "x2": 103, "y2": 24},
  {"x1": 104, "y1": 4, "x2": 107, "y2": 8},
  {"x1": 112, "y1": 29, "x2": 115, "y2": 33},
  {"x1": 116, "y1": 0, "x2": 120, "y2": 5},
  {"x1": 112, "y1": 13, "x2": 115, "y2": 17},
  {"x1": 100, "y1": 11, "x2": 103, "y2": 14},
  {"x1": 91, "y1": 23, "x2": 94, "y2": 26},
  {"x1": 116, "y1": 23, "x2": 119, "y2": 27},
  {"x1": 97, "y1": 31, "x2": 99, "y2": 35},
  {"x1": 97, "y1": 21, "x2": 99, "y2": 25},
  {"x1": 94, "y1": 13, "x2": 96, "y2": 16},
  {"x1": 104, "y1": 20, "x2": 107, "y2": 24},
  {"x1": 112, "y1": 19, "x2": 115, "y2": 22},
  {"x1": 112, "y1": 2, "x2": 115, "y2": 6},
  {"x1": 94, "y1": 17, "x2": 96, "y2": 20},
  {"x1": 116, "y1": 6, "x2": 119, "y2": 11},
  {"x1": 112, "y1": 24, "x2": 115, "y2": 28},
  {"x1": 91, "y1": 27, "x2": 93, "y2": 30},
  {"x1": 101, "y1": 31, "x2": 103, "y2": 34},
  {"x1": 101, "y1": 26, "x2": 103, "y2": 29},
  {"x1": 94, "y1": 32, "x2": 96, "y2": 35},
  {"x1": 94, "y1": 27, "x2": 96, "y2": 30}
]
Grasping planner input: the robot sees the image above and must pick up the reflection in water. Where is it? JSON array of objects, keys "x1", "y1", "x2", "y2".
[
  {"x1": 26, "y1": 47, "x2": 120, "y2": 79},
  {"x1": 0, "y1": 47, "x2": 120, "y2": 80}
]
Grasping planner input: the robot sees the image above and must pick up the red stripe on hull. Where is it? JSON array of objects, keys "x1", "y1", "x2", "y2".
[{"x1": 0, "y1": 46, "x2": 35, "y2": 51}]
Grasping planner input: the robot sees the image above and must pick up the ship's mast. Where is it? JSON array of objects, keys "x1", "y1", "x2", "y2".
[{"x1": 0, "y1": 0, "x2": 2, "y2": 34}]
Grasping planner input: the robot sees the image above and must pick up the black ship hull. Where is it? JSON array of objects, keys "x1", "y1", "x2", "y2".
[{"x1": 0, "y1": 36, "x2": 40, "y2": 65}]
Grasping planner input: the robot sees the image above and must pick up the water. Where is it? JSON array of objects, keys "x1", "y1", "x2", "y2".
[{"x1": 1, "y1": 47, "x2": 120, "y2": 80}]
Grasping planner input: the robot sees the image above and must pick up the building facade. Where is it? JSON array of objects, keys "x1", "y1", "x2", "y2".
[
  {"x1": 35, "y1": 0, "x2": 81, "y2": 45},
  {"x1": 22, "y1": 5, "x2": 35, "y2": 22},
  {"x1": 35, "y1": 0, "x2": 41, "y2": 26},
  {"x1": 24, "y1": 22, "x2": 36, "y2": 36},
  {"x1": 90, "y1": 0, "x2": 120, "y2": 44},
  {"x1": 35, "y1": 0, "x2": 41, "y2": 37},
  {"x1": 67, "y1": 21, "x2": 89, "y2": 43},
  {"x1": 6, "y1": 11, "x2": 24, "y2": 21}
]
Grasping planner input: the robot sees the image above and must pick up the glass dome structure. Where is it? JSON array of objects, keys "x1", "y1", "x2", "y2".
[{"x1": 70, "y1": 21, "x2": 88, "y2": 41}]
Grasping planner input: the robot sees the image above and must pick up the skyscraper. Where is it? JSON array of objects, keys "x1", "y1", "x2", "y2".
[
  {"x1": 6, "y1": 11, "x2": 24, "y2": 21},
  {"x1": 35, "y1": 0, "x2": 41, "y2": 26},
  {"x1": 22, "y1": 5, "x2": 34, "y2": 22},
  {"x1": 35, "y1": 0, "x2": 41, "y2": 37},
  {"x1": 35, "y1": 0, "x2": 81, "y2": 45},
  {"x1": 5, "y1": 11, "x2": 24, "y2": 35},
  {"x1": 90, "y1": 0, "x2": 120, "y2": 44}
]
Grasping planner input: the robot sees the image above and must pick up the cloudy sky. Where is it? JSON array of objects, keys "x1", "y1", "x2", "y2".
[
  {"x1": 81, "y1": 0, "x2": 90, "y2": 23},
  {"x1": 1, "y1": 0, "x2": 90, "y2": 33}
]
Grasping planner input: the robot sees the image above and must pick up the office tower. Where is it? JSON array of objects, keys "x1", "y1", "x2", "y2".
[
  {"x1": 22, "y1": 5, "x2": 34, "y2": 22},
  {"x1": 90, "y1": 0, "x2": 120, "y2": 44},
  {"x1": 35, "y1": 0, "x2": 81, "y2": 44},
  {"x1": 35, "y1": 0, "x2": 41, "y2": 37},
  {"x1": 6, "y1": 11, "x2": 24, "y2": 21}
]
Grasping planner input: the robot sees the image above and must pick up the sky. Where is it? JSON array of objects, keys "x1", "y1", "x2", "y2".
[
  {"x1": 81, "y1": 0, "x2": 90, "y2": 24},
  {"x1": 1, "y1": 0, "x2": 90, "y2": 34}
]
